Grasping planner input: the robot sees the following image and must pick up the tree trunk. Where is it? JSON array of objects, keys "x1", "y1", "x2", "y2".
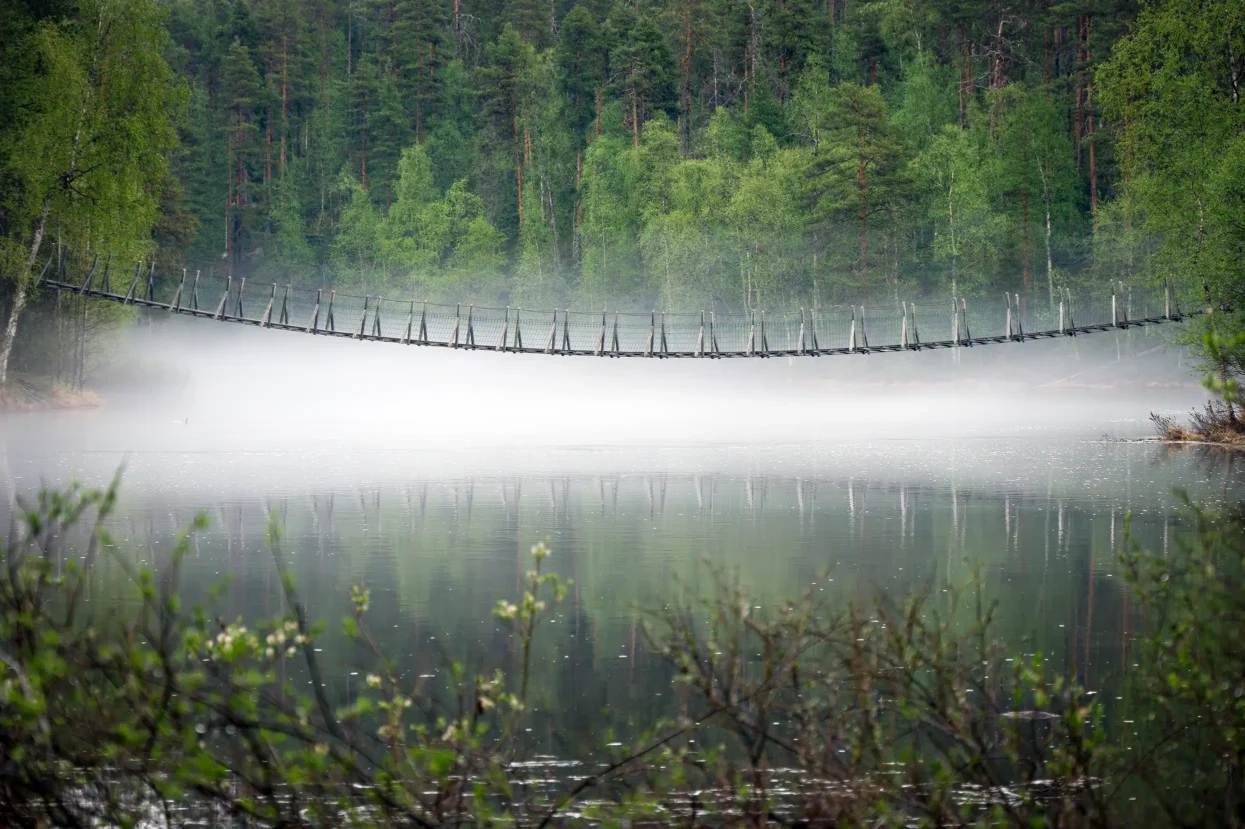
[
  {"x1": 226, "y1": 130, "x2": 234, "y2": 267},
  {"x1": 1074, "y1": 16, "x2": 1084, "y2": 170},
  {"x1": 0, "y1": 201, "x2": 51, "y2": 387},
  {"x1": 360, "y1": 100, "x2": 368, "y2": 191},
  {"x1": 265, "y1": 113, "x2": 272, "y2": 187},
  {"x1": 682, "y1": 0, "x2": 693, "y2": 154},
  {"x1": 453, "y1": 0, "x2": 461, "y2": 57},
  {"x1": 1085, "y1": 16, "x2": 1097, "y2": 229},
  {"x1": 858, "y1": 124, "x2": 868, "y2": 282},
  {"x1": 75, "y1": 300, "x2": 88, "y2": 391},
  {"x1": 1022, "y1": 188, "x2": 1029, "y2": 292},
  {"x1": 515, "y1": 113, "x2": 523, "y2": 223},
  {"x1": 1044, "y1": 27, "x2": 1050, "y2": 90},
  {"x1": 632, "y1": 88, "x2": 640, "y2": 149},
  {"x1": 1039, "y1": 152, "x2": 1054, "y2": 307},
  {"x1": 281, "y1": 35, "x2": 288, "y2": 179},
  {"x1": 992, "y1": 18, "x2": 1004, "y2": 88}
]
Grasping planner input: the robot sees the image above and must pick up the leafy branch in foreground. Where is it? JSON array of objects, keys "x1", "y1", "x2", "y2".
[
  {"x1": 2, "y1": 478, "x2": 1245, "y2": 827},
  {"x1": 0, "y1": 479, "x2": 579, "y2": 827}
]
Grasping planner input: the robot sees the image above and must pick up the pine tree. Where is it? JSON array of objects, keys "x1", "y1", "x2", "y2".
[
  {"x1": 806, "y1": 83, "x2": 909, "y2": 289},
  {"x1": 608, "y1": 4, "x2": 677, "y2": 148},
  {"x1": 504, "y1": 0, "x2": 553, "y2": 49},
  {"x1": 221, "y1": 37, "x2": 265, "y2": 276}
]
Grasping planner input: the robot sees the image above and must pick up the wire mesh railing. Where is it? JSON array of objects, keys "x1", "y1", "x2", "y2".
[{"x1": 36, "y1": 252, "x2": 1202, "y2": 359}]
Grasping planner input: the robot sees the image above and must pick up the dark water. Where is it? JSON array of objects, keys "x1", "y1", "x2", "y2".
[{"x1": 3, "y1": 426, "x2": 1242, "y2": 752}]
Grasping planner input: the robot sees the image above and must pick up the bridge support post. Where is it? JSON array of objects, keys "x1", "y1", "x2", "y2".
[
  {"x1": 307, "y1": 288, "x2": 321, "y2": 333},
  {"x1": 1059, "y1": 299, "x2": 1066, "y2": 334},
  {"x1": 1165, "y1": 281, "x2": 1171, "y2": 321},
  {"x1": 98, "y1": 256, "x2": 112, "y2": 294},
  {"x1": 760, "y1": 311, "x2": 769, "y2": 356},
  {"x1": 910, "y1": 303, "x2": 921, "y2": 349},
  {"x1": 33, "y1": 253, "x2": 54, "y2": 288},
  {"x1": 357, "y1": 296, "x2": 369, "y2": 338},
  {"x1": 859, "y1": 306, "x2": 868, "y2": 351},
  {"x1": 123, "y1": 261, "x2": 141, "y2": 304},
  {"x1": 466, "y1": 304, "x2": 476, "y2": 347},
  {"x1": 214, "y1": 277, "x2": 231, "y2": 320},
  {"x1": 78, "y1": 255, "x2": 100, "y2": 294},
  {"x1": 511, "y1": 308, "x2": 521, "y2": 350},
  {"x1": 696, "y1": 312, "x2": 705, "y2": 357},
  {"x1": 960, "y1": 299, "x2": 972, "y2": 345},
  {"x1": 850, "y1": 306, "x2": 857, "y2": 352},
  {"x1": 235, "y1": 277, "x2": 246, "y2": 318},
  {"x1": 279, "y1": 285, "x2": 290, "y2": 325},
  {"x1": 1006, "y1": 293, "x2": 1013, "y2": 340},
  {"x1": 611, "y1": 312, "x2": 620, "y2": 355},
  {"x1": 798, "y1": 309, "x2": 806, "y2": 355},
  {"x1": 597, "y1": 310, "x2": 607, "y2": 356},
  {"x1": 545, "y1": 310, "x2": 557, "y2": 354},
  {"x1": 499, "y1": 306, "x2": 510, "y2": 350},
  {"x1": 171, "y1": 270, "x2": 186, "y2": 311},
  {"x1": 710, "y1": 311, "x2": 720, "y2": 356},
  {"x1": 418, "y1": 301, "x2": 428, "y2": 343},
  {"x1": 145, "y1": 260, "x2": 156, "y2": 303},
  {"x1": 260, "y1": 283, "x2": 276, "y2": 327},
  {"x1": 326, "y1": 290, "x2": 336, "y2": 331},
  {"x1": 901, "y1": 304, "x2": 908, "y2": 349},
  {"x1": 810, "y1": 310, "x2": 820, "y2": 354},
  {"x1": 747, "y1": 312, "x2": 756, "y2": 356},
  {"x1": 561, "y1": 310, "x2": 571, "y2": 353},
  {"x1": 647, "y1": 312, "x2": 656, "y2": 356},
  {"x1": 191, "y1": 271, "x2": 200, "y2": 311},
  {"x1": 374, "y1": 297, "x2": 385, "y2": 338},
  {"x1": 451, "y1": 304, "x2": 461, "y2": 347},
  {"x1": 659, "y1": 312, "x2": 668, "y2": 355},
  {"x1": 1112, "y1": 292, "x2": 1118, "y2": 328}
]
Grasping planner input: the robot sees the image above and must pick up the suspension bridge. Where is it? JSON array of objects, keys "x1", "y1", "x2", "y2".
[{"x1": 37, "y1": 254, "x2": 1197, "y2": 358}]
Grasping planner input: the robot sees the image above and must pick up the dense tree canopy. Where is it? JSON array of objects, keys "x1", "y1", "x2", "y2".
[{"x1": 1, "y1": 0, "x2": 1242, "y2": 323}]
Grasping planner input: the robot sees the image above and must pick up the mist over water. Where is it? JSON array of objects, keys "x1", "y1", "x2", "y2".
[
  {"x1": 6, "y1": 309, "x2": 1211, "y2": 454},
  {"x1": 3, "y1": 313, "x2": 1239, "y2": 745}
]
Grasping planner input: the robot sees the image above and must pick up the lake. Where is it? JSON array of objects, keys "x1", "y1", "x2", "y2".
[
  {"x1": 3, "y1": 321, "x2": 1240, "y2": 753},
  {"x1": 4, "y1": 419, "x2": 1241, "y2": 753}
]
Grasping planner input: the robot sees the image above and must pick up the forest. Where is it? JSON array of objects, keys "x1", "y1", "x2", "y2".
[{"x1": 0, "y1": 0, "x2": 1243, "y2": 385}]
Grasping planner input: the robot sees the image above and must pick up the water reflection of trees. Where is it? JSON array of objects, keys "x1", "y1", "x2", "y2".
[{"x1": 54, "y1": 465, "x2": 1218, "y2": 749}]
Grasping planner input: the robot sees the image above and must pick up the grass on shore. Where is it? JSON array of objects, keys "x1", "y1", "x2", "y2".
[{"x1": 1151, "y1": 401, "x2": 1245, "y2": 447}]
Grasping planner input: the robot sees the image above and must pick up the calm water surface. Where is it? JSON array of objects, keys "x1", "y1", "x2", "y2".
[{"x1": 3, "y1": 424, "x2": 1242, "y2": 750}]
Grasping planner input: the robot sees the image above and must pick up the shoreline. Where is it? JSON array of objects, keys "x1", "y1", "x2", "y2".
[{"x1": 0, "y1": 379, "x2": 103, "y2": 412}]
